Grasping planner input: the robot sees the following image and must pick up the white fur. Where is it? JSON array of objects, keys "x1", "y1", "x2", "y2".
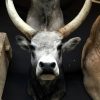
[{"x1": 36, "y1": 55, "x2": 59, "y2": 76}]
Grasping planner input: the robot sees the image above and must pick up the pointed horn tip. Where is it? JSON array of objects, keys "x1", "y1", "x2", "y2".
[{"x1": 76, "y1": 37, "x2": 81, "y2": 42}]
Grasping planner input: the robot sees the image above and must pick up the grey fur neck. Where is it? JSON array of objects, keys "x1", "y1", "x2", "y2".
[{"x1": 26, "y1": 0, "x2": 64, "y2": 31}]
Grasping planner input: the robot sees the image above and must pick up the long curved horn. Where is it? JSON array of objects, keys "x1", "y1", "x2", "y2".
[
  {"x1": 92, "y1": 0, "x2": 100, "y2": 3},
  {"x1": 6, "y1": 0, "x2": 37, "y2": 38},
  {"x1": 58, "y1": 0, "x2": 92, "y2": 38}
]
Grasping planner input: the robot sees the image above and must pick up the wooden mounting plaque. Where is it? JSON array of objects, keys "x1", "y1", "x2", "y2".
[{"x1": 0, "y1": 32, "x2": 12, "y2": 100}]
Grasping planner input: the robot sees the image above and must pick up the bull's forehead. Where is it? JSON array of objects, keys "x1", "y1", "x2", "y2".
[{"x1": 31, "y1": 31, "x2": 62, "y2": 47}]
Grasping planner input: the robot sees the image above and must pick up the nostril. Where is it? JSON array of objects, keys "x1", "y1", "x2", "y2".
[
  {"x1": 39, "y1": 62, "x2": 44, "y2": 68},
  {"x1": 39, "y1": 62, "x2": 56, "y2": 69},
  {"x1": 50, "y1": 62, "x2": 56, "y2": 68}
]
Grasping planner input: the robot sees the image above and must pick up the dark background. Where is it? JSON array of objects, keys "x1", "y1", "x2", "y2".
[{"x1": 0, "y1": 0, "x2": 100, "y2": 100}]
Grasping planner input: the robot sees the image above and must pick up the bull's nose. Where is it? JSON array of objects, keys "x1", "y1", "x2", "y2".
[
  {"x1": 36, "y1": 55, "x2": 59, "y2": 78},
  {"x1": 39, "y1": 62, "x2": 56, "y2": 69}
]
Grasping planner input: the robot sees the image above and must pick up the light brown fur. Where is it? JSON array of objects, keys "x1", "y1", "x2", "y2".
[{"x1": 82, "y1": 15, "x2": 100, "y2": 100}]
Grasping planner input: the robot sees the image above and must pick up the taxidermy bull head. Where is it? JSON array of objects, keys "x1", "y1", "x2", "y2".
[
  {"x1": 82, "y1": 16, "x2": 100, "y2": 100},
  {"x1": 6, "y1": 0, "x2": 92, "y2": 81}
]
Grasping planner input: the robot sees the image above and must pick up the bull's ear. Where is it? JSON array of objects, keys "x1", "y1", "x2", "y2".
[
  {"x1": 16, "y1": 35, "x2": 30, "y2": 51},
  {"x1": 62, "y1": 37, "x2": 81, "y2": 52}
]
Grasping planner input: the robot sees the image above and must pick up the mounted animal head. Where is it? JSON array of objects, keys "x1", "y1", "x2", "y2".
[
  {"x1": 81, "y1": 15, "x2": 100, "y2": 100},
  {"x1": 6, "y1": 0, "x2": 92, "y2": 80}
]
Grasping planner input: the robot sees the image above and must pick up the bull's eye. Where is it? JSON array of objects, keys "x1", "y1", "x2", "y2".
[
  {"x1": 57, "y1": 44, "x2": 62, "y2": 50},
  {"x1": 23, "y1": 45, "x2": 30, "y2": 50},
  {"x1": 30, "y1": 45, "x2": 35, "y2": 50}
]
